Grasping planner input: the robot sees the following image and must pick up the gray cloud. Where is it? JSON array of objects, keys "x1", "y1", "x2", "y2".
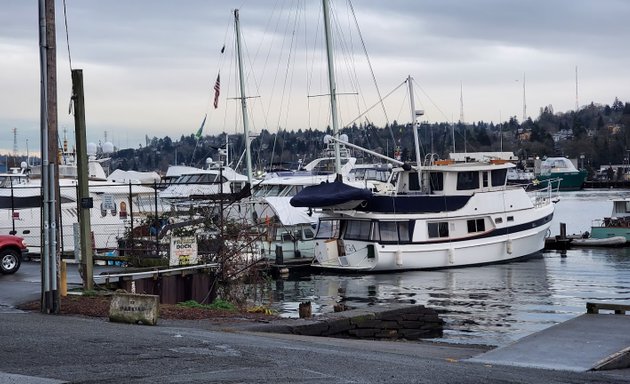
[{"x1": 1, "y1": 0, "x2": 628, "y2": 154}]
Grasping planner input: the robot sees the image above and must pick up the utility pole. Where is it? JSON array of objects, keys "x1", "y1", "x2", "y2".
[
  {"x1": 72, "y1": 69, "x2": 94, "y2": 290},
  {"x1": 39, "y1": 0, "x2": 60, "y2": 314}
]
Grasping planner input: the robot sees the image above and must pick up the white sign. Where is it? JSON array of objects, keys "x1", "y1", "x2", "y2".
[
  {"x1": 169, "y1": 236, "x2": 198, "y2": 266},
  {"x1": 102, "y1": 194, "x2": 115, "y2": 210}
]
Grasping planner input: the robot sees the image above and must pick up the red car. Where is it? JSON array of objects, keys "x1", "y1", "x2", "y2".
[{"x1": 0, "y1": 235, "x2": 28, "y2": 274}]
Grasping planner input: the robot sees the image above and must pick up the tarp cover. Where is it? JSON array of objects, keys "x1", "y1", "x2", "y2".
[
  {"x1": 263, "y1": 196, "x2": 317, "y2": 226},
  {"x1": 290, "y1": 180, "x2": 372, "y2": 208}
]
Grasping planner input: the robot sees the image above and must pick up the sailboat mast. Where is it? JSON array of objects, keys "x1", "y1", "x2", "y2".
[
  {"x1": 322, "y1": 0, "x2": 341, "y2": 174},
  {"x1": 234, "y1": 9, "x2": 253, "y2": 185},
  {"x1": 408, "y1": 76, "x2": 421, "y2": 167},
  {"x1": 408, "y1": 75, "x2": 424, "y2": 188}
]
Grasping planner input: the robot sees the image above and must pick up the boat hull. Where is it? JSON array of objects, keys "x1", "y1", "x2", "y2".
[
  {"x1": 313, "y1": 205, "x2": 554, "y2": 272},
  {"x1": 537, "y1": 171, "x2": 587, "y2": 191},
  {"x1": 590, "y1": 226, "x2": 630, "y2": 242}
]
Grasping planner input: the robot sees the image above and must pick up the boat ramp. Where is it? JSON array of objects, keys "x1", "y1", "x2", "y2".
[{"x1": 469, "y1": 302, "x2": 630, "y2": 371}]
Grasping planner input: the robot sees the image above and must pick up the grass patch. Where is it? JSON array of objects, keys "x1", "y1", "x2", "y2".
[{"x1": 177, "y1": 299, "x2": 236, "y2": 311}]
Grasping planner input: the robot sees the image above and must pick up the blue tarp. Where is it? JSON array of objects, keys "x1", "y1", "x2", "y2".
[{"x1": 290, "y1": 180, "x2": 372, "y2": 208}]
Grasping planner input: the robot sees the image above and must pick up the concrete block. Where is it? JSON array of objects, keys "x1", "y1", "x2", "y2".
[{"x1": 109, "y1": 293, "x2": 159, "y2": 326}]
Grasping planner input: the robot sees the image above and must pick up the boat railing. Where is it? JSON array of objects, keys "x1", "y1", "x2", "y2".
[{"x1": 529, "y1": 180, "x2": 559, "y2": 207}]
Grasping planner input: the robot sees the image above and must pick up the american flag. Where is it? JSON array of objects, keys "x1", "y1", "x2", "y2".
[{"x1": 213, "y1": 73, "x2": 221, "y2": 109}]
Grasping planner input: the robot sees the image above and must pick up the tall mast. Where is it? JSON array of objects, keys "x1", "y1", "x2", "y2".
[
  {"x1": 322, "y1": 0, "x2": 341, "y2": 174},
  {"x1": 234, "y1": 9, "x2": 253, "y2": 185},
  {"x1": 408, "y1": 76, "x2": 421, "y2": 167},
  {"x1": 408, "y1": 75, "x2": 424, "y2": 187}
]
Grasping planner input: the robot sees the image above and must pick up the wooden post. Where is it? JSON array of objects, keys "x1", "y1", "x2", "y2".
[
  {"x1": 59, "y1": 260, "x2": 67, "y2": 297},
  {"x1": 299, "y1": 301, "x2": 312, "y2": 318},
  {"x1": 72, "y1": 69, "x2": 94, "y2": 291},
  {"x1": 559, "y1": 222, "x2": 567, "y2": 240}
]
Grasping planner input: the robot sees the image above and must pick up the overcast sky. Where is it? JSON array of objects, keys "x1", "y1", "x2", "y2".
[{"x1": 1, "y1": 0, "x2": 629, "y2": 156}]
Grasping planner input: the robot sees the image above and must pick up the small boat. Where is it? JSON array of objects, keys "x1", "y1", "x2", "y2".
[
  {"x1": 569, "y1": 235, "x2": 626, "y2": 247},
  {"x1": 590, "y1": 198, "x2": 630, "y2": 242},
  {"x1": 535, "y1": 157, "x2": 587, "y2": 191}
]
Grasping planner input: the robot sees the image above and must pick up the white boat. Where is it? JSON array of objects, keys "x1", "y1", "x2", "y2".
[
  {"x1": 293, "y1": 158, "x2": 556, "y2": 272},
  {"x1": 0, "y1": 142, "x2": 168, "y2": 254},
  {"x1": 159, "y1": 158, "x2": 249, "y2": 202},
  {"x1": 288, "y1": 49, "x2": 557, "y2": 272}
]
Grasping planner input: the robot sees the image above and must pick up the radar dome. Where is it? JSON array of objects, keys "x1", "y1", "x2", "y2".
[
  {"x1": 87, "y1": 143, "x2": 97, "y2": 156},
  {"x1": 205, "y1": 157, "x2": 213, "y2": 165},
  {"x1": 102, "y1": 142, "x2": 114, "y2": 154},
  {"x1": 323, "y1": 134, "x2": 333, "y2": 144},
  {"x1": 20, "y1": 161, "x2": 27, "y2": 169},
  {"x1": 339, "y1": 134, "x2": 348, "y2": 143}
]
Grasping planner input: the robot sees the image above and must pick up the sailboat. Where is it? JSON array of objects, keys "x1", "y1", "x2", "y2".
[{"x1": 244, "y1": 0, "x2": 393, "y2": 261}]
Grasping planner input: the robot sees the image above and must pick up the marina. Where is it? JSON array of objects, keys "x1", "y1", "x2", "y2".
[{"x1": 261, "y1": 189, "x2": 630, "y2": 346}]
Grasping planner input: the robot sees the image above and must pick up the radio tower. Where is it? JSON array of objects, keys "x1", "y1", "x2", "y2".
[
  {"x1": 575, "y1": 65, "x2": 579, "y2": 111},
  {"x1": 12, "y1": 128, "x2": 18, "y2": 166},
  {"x1": 522, "y1": 73, "x2": 527, "y2": 122},
  {"x1": 459, "y1": 82, "x2": 464, "y2": 123}
]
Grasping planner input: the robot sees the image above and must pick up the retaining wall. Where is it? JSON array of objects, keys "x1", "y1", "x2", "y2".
[{"x1": 250, "y1": 304, "x2": 443, "y2": 341}]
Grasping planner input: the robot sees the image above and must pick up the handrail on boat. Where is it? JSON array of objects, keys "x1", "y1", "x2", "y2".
[{"x1": 528, "y1": 178, "x2": 561, "y2": 207}]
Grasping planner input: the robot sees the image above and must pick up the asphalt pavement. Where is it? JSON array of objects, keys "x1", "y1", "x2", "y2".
[{"x1": 2, "y1": 261, "x2": 630, "y2": 383}]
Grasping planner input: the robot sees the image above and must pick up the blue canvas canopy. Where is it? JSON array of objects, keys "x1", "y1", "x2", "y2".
[{"x1": 290, "y1": 180, "x2": 372, "y2": 208}]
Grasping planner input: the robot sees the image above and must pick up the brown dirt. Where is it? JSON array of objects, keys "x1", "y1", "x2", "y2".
[{"x1": 18, "y1": 295, "x2": 279, "y2": 324}]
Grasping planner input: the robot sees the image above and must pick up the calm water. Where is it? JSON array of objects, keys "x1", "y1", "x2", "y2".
[{"x1": 263, "y1": 189, "x2": 630, "y2": 346}]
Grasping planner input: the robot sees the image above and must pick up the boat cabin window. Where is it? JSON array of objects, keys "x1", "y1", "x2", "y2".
[
  {"x1": 342, "y1": 220, "x2": 371, "y2": 241},
  {"x1": 429, "y1": 172, "x2": 443, "y2": 191},
  {"x1": 375, "y1": 221, "x2": 411, "y2": 243},
  {"x1": 428, "y1": 221, "x2": 449, "y2": 238},
  {"x1": 408, "y1": 172, "x2": 421, "y2": 191},
  {"x1": 315, "y1": 219, "x2": 341, "y2": 239},
  {"x1": 303, "y1": 227, "x2": 314, "y2": 240},
  {"x1": 467, "y1": 218, "x2": 485, "y2": 233},
  {"x1": 265, "y1": 185, "x2": 283, "y2": 197},
  {"x1": 491, "y1": 169, "x2": 507, "y2": 186},
  {"x1": 482, "y1": 172, "x2": 489, "y2": 188},
  {"x1": 456, "y1": 171, "x2": 479, "y2": 190}
]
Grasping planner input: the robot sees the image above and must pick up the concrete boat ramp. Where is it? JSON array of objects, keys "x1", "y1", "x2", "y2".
[{"x1": 470, "y1": 303, "x2": 630, "y2": 372}]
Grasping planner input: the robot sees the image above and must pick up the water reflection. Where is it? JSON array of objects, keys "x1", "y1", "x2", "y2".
[
  {"x1": 261, "y1": 248, "x2": 630, "y2": 346},
  {"x1": 258, "y1": 191, "x2": 630, "y2": 346}
]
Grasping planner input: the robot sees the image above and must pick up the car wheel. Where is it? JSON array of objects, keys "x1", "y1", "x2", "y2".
[{"x1": 0, "y1": 249, "x2": 21, "y2": 274}]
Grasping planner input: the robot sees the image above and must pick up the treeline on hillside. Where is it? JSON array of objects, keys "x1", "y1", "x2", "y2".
[{"x1": 50, "y1": 97, "x2": 630, "y2": 176}]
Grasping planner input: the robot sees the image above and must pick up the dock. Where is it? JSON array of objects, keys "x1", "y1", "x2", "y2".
[{"x1": 469, "y1": 302, "x2": 630, "y2": 371}]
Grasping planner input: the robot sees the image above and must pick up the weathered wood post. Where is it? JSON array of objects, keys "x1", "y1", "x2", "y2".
[{"x1": 299, "y1": 301, "x2": 312, "y2": 318}]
